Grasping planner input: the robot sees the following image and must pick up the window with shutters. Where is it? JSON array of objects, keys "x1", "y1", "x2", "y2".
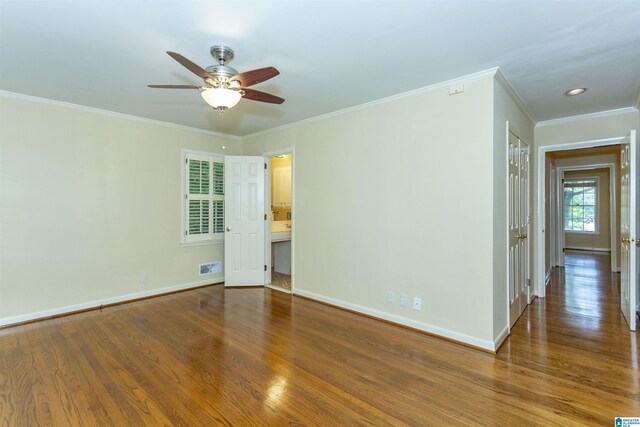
[
  {"x1": 182, "y1": 150, "x2": 224, "y2": 244},
  {"x1": 563, "y1": 177, "x2": 598, "y2": 233}
]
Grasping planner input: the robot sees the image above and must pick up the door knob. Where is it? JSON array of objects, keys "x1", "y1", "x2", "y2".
[{"x1": 226, "y1": 227, "x2": 231, "y2": 232}]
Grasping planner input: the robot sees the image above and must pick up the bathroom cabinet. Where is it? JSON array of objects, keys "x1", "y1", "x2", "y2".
[{"x1": 272, "y1": 165, "x2": 291, "y2": 207}]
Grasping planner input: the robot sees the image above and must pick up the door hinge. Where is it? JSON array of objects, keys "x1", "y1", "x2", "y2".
[
  {"x1": 561, "y1": 178, "x2": 565, "y2": 183},
  {"x1": 185, "y1": 230, "x2": 188, "y2": 236},
  {"x1": 264, "y1": 265, "x2": 267, "y2": 272},
  {"x1": 264, "y1": 163, "x2": 267, "y2": 170},
  {"x1": 264, "y1": 214, "x2": 267, "y2": 220},
  {"x1": 185, "y1": 158, "x2": 188, "y2": 164}
]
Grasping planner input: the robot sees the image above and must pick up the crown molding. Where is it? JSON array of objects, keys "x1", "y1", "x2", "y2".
[
  {"x1": 494, "y1": 69, "x2": 537, "y2": 126},
  {"x1": 245, "y1": 67, "x2": 500, "y2": 139},
  {"x1": 0, "y1": 90, "x2": 241, "y2": 140},
  {"x1": 536, "y1": 107, "x2": 639, "y2": 128}
]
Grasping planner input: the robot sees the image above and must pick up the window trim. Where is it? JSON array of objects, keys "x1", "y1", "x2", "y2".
[
  {"x1": 181, "y1": 149, "x2": 224, "y2": 247},
  {"x1": 563, "y1": 176, "x2": 599, "y2": 235}
]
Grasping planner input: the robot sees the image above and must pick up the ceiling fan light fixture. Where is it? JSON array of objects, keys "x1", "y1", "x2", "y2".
[
  {"x1": 564, "y1": 87, "x2": 588, "y2": 96},
  {"x1": 201, "y1": 87, "x2": 242, "y2": 109}
]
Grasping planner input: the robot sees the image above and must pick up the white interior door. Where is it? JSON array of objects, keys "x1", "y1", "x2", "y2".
[
  {"x1": 224, "y1": 156, "x2": 265, "y2": 287},
  {"x1": 620, "y1": 130, "x2": 637, "y2": 331},
  {"x1": 508, "y1": 131, "x2": 529, "y2": 327}
]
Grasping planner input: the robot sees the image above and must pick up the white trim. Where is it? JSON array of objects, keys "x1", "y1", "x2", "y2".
[
  {"x1": 294, "y1": 289, "x2": 495, "y2": 351},
  {"x1": 245, "y1": 68, "x2": 500, "y2": 139},
  {"x1": 0, "y1": 279, "x2": 220, "y2": 327},
  {"x1": 494, "y1": 326, "x2": 510, "y2": 351},
  {"x1": 536, "y1": 107, "x2": 639, "y2": 128},
  {"x1": 494, "y1": 70, "x2": 536, "y2": 125},
  {"x1": 180, "y1": 239, "x2": 223, "y2": 247},
  {"x1": 549, "y1": 166, "x2": 557, "y2": 266},
  {"x1": 635, "y1": 87, "x2": 640, "y2": 110},
  {"x1": 545, "y1": 269, "x2": 552, "y2": 285},
  {"x1": 537, "y1": 137, "x2": 625, "y2": 299},
  {"x1": 0, "y1": 89, "x2": 241, "y2": 140},
  {"x1": 505, "y1": 121, "x2": 511, "y2": 330}
]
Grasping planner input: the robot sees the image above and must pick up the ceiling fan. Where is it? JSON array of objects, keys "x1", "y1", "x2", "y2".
[{"x1": 148, "y1": 45, "x2": 284, "y2": 111}]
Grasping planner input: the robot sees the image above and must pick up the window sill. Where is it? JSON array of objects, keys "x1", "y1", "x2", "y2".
[
  {"x1": 564, "y1": 230, "x2": 599, "y2": 235},
  {"x1": 181, "y1": 240, "x2": 223, "y2": 248}
]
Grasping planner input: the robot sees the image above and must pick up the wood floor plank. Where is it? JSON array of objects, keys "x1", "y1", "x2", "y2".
[{"x1": 1, "y1": 251, "x2": 638, "y2": 425}]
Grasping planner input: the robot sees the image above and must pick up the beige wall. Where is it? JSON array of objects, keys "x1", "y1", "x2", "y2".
[
  {"x1": 0, "y1": 95, "x2": 241, "y2": 323},
  {"x1": 245, "y1": 76, "x2": 497, "y2": 347},
  {"x1": 492, "y1": 77, "x2": 535, "y2": 339},
  {"x1": 563, "y1": 168, "x2": 611, "y2": 250}
]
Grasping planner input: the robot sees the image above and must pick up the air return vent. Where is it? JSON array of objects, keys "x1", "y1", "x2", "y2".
[{"x1": 199, "y1": 261, "x2": 222, "y2": 276}]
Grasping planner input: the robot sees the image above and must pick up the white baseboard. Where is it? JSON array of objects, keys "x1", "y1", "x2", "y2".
[
  {"x1": 0, "y1": 278, "x2": 219, "y2": 327},
  {"x1": 564, "y1": 246, "x2": 611, "y2": 253},
  {"x1": 494, "y1": 326, "x2": 509, "y2": 350},
  {"x1": 545, "y1": 269, "x2": 552, "y2": 285},
  {"x1": 294, "y1": 289, "x2": 495, "y2": 352}
]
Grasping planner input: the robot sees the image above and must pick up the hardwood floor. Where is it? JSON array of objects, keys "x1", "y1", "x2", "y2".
[{"x1": 1, "y1": 251, "x2": 638, "y2": 425}]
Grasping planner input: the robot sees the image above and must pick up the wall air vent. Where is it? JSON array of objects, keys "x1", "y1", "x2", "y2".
[{"x1": 199, "y1": 261, "x2": 222, "y2": 276}]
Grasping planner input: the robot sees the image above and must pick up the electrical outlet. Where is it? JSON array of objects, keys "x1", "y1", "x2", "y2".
[
  {"x1": 413, "y1": 297, "x2": 422, "y2": 311},
  {"x1": 400, "y1": 293, "x2": 408, "y2": 307},
  {"x1": 387, "y1": 291, "x2": 394, "y2": 304}
]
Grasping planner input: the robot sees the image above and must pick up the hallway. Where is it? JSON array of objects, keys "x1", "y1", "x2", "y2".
[{"x1": 499, "y1": 250, "x2": 639, "y2": 421}]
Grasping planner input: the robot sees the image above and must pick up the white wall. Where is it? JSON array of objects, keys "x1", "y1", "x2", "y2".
[
  {"x1": 492, "y1": 75, "x2": 535, "y2": 341},
  {"x1": 244, "y1": 75, "x2": 498, "y2": 348},
  {"x1": 0, "y1": 94, "x2": 241, "y2": 324}
]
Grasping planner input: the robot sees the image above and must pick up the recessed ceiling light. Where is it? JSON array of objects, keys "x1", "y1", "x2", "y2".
[{"x1": 564, "y1": 88, "x2": 588, "y2": 96}]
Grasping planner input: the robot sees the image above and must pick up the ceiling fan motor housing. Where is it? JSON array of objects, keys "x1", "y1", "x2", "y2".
[
  {"x1": 210, "y1": 45, "x2": 234, "y2": 64},
  {"x1": 205, "y1": 64, "x2": 238, "y2": 79}
]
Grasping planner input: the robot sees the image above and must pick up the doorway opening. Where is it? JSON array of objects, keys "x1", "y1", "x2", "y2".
[
  {"x1": 545, "y1": 146, "x2": 620, "y2": 278},
  {"x1": 264, "y1": 149, "x2": 293, "y2": 293},
  {"x1": 536, "y1": 131, "x2": 637, "y2": 331}
]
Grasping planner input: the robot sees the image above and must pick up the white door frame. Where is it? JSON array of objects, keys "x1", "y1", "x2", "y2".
[
  {"x1": 536, "y1": 137, "x2": 625, "y2": 298},
  {"x1": 506, "y1": 122, "x2": 531, "y2": 330},
  {"x1": 554, "y1": 164, "x2": 617, "y2": 272},
  {"x1": 263, "y1": 147, "x2": 295, "y2": 293},
  {"x1": 549, "y1": 166, "x2": 557, "y2": 274}
]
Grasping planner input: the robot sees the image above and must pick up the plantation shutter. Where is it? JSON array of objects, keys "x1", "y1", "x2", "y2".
[{"x1": 185, "y1": 153, "x2": 224, "y2": 242}]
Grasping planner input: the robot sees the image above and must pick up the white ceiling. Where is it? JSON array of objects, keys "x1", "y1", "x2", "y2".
[{"x1": 1, "y1": 1, "x2": 639, "y2": 136}]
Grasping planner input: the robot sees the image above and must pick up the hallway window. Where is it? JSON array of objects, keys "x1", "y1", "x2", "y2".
[{"x1": 563, "y1": 178, "x2": 598, "y2": 233}]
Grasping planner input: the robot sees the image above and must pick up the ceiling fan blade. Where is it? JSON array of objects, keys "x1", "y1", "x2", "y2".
[
  {"x1": 231, "y1": 67, "x2": 279, "y2": 87},
  {"x1": 166, "y1": 51, "x2": 212, "y2": 80},
  {"x1": 148, "y1": 84, "x2": 201, "y2": 89},
  {"x1": 242, "y1": 88, "x2": 284, "y2": 104}
]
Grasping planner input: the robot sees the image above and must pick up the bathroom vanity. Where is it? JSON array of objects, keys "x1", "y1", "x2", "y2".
[{"x1": 271, "y1": 221, "x2": 291, "y2": 274}]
